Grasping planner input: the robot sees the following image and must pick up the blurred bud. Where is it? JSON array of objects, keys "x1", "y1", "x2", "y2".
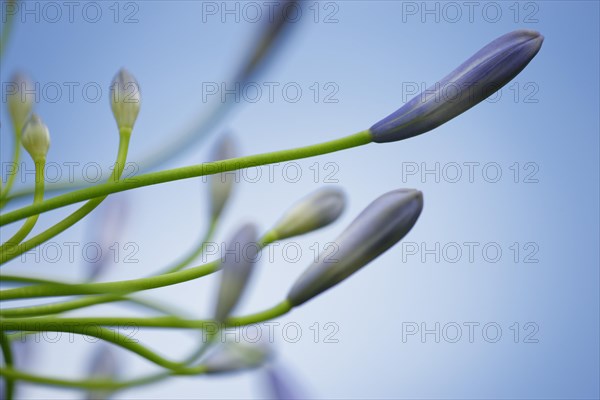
[
  {"x1": 272, "y1": 187, "x2": 346, "y2": 240},
  {"x1": 214, "y1": 223, "x2": 259, "y2": 322},
  {"x1": 86, "y1": 344, "x2": 120, "y2": 400},
  {"x1": 21, "y1": 114, "x2": 50, "y2": 161},
  {"x1": 287, "y1": 189, "x2": 423, "y2": 306},
  {"x1": 264, "y1": 365, "x2": 304, "y2": 400},
  {"x1": 370, "y1": 30, "x2": 544, "y2": 143},
  {"x1": 7, "y1": 72, "x2": 34, "y2": 135},
  {"x1": 208, "y1": 135, "x2": 238, "y2": 219},
  {"x1": 204, "y1": 341, "x2": 271, "y2": 374},
  {"x1": 110, "y1": 68, "x2": 141, "y2": 132},
  {"x1": 85, "y1": 195, "x2": 130, "y2": 281}
]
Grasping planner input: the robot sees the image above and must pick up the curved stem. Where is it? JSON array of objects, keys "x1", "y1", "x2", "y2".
[
  {"x1": 0, "y1": 261, "x2": 218, "y2": 301},
  {"x1": 0, "y1": 0, "x2": 17, "y2": 61},
  {"x1": 0, "y1": 126, "x2": 22, "y2": 204},
  {"x1": 0, "y1": 301, "x2": 292, "y2": 330},
  {"x1": 0, "y1": 331, "x2": 15, "y2": 399},
  {"x1": 0, "y1": 301, "x2": 292, "y2": 370},
  {"x1": 158, "y1": 216, "x2": 218, "y2": 275},
  {"x1": 0, "y1": 234, "x2": 276, "y2": 302},
  {"x1": 0, "y1": 232, "x2": 274, "y2": 315},
  {"x1": 0, "y1": 12, "x2": 297, "y2": 207},
  {"x1": 0, "y1": 367, "x2": 174, "y2": 391},
  {"x1": 1, "y1": 130, "x2": 132, "y2": 265},
  {"x1": 1, "y1": 131, "x2": 373, "y2": 227},
  {"x1": 0, "y1": 159, "x2": 45, "y2": 253}
]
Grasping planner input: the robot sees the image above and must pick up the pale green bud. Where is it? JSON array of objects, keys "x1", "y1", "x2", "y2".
[
  {"x1": 21, "y1": 114, "x2": 50, "y2": 161},
  {"x1": 272, "y1": 187, "x2": 346, "y2": 240},
  {"x1": 110, "y1": 68, "x2": 141, "y2": 131}
]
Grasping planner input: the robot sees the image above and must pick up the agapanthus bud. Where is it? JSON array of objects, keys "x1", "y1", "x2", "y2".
[
  {"x1": 86, "y1": 344, "x2": 120, "y2": 400},
  {"x1": 204, "y1": 341, "x2": 271, "y2": 374},
  {"x1": 287, "y1": 189, "x2": 423, "y2": 306},
  {"x1": 264, "y1": 365, "x2": 304, "y2": 400},
  {"x1": 208, "y1": 135, "x2": 238, "y2": 219},
  {"x1": 110, "y1": 68, "x2": 141, "y2": 132},
  {"x1": 370, "y1": 30, "x2": 544, "y2": 143},
  {"x1": 7, "y1": 72, "x2": 34, "y2": 135},
  {"x1": 272, "y1": 187, "x2": 346, "y2": 240},
  {"x1": 214, "y1": 223, "x2": 260, "y2": 322},
  {"x1": 21, "y1": 114, "x2": 50, "y2": 161}
]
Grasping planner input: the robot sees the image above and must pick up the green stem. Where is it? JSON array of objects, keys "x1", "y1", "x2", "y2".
[
  {"x1": 0, "y1": 301, "x2": 292, "y2": 371},
  {"x1": 0, "y1": 0, "x2": 17, "y2": 61},
  {"x1": 0, "y1": 159, "x2": 45, "y2": 253},
  {"x1": 0, "y1": 261, "x2": 218, "y2": 301},
  {"x1": 0, "y1": 130, "x2": 132, "y2": 265},
  {"x1": 0, "y1": 126, "x2": 22, "y2": 203},
  {"x1": 0, "y1": 331, "x2": 15, "y2": 399},
  {"x1": 0, "y1": 234, "x2": 275, "y2": 302},
  {"x1": 0, "y1": 301, "x2": 291, "y2": 330},
  {"x1": 0, "y1": 367, "x2": 174, "y2": 391},
  {"x1": 159, "y1": 216, "x2": 218, "y2": 275},
  {"x1": 0, "y1": 131, "x2": 373, "y2": 227}
]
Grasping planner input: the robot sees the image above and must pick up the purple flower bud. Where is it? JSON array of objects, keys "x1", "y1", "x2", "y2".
[
  {"x1": 272, "y1": 187, "x2": 346, "y2": 240},
  {"x1": 287, "y1": 189, "x2": 423, "y2": 306},
  {"x1": 208, "y1": 134, "x2": 238, "y2": 219},
  {"x1": 370, "y1": 30, "x2": 544, "y2": 143},
  {"x1": 7, "y1": 72, "x2": 34, "y2": 134},
  {"x1": 86, "y1": 344, "x2": 120, "y2": 400},
  {"x1": 214, "y1": 223, "x2": 260, "y2": 322}
]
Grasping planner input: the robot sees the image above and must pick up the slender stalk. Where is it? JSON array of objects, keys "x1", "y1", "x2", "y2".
[
  {"x1": 0, "y1": 232, "x2": 275, "y2": 315},
  {"x1": 0, "y1": 301, "x2": 292, "y2": 330},
  {"x1": 0, "y1": 233, "x2": 276, "y2": 302},
  {"x1": 0, "y1": 301, "x2": 292, "y2": 370},
  {"x1": 0, "y1": 261, "x2": 218, "y2": 301},
  {"x1": 1, "y1": 130, "x2": 132, "y2": 264},
  {"x1": 158, "y1": 216, "x2": 218, "y2": 275},
  {"x1": 0, "y1": 131, "x2": 373, "y2": 227},
  {"x1": 0, "y1": 0, "x2": 17, "y2": 61},
  {"x1": 0, "y1": 126, "x2": 22, "y2": 203},
  {"x1": 0, "y1": 331, "x2": 15, "y2": 399},
  {"x1": 0, "y1": 367, "x2": 175, "y2": 391},
  {"x1": 0, "y1": 159, "x2": 45, "y2": 253}
]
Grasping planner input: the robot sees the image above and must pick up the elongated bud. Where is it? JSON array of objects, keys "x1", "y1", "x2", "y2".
[
  {"x1": 264, "y1": 365, "x2": 304, "y2": 400},
  {"x1": 287, "y1": 189, "x2": 423, "y2": 306},
  {"x1": 370, "y1": 30, "x2": 544, "y2": 143},
  {"x1": 86, "y1": 344, "x2": 120, "y2": 400},
  {"x1": 21, "y1": 114, "x2": 50, "y2": 161},
  {"x1": 208, "y1": 135, "x2": 238, "y2": 219},
  {"x1": 110, "y1": 68, "x2": 141, "y2": 132},
  {"x1": 7, "y1": 72, "x2": 34, "y2": 135},
  {"x1": 204, "y1": 341, "x2": 271, "y2": 374},
  {"x1": 214, "y1": 223, "x2": 259, "y2": 322},
  {"x1": 272, "y1": 187, "x2": 346, "y2": 240}
]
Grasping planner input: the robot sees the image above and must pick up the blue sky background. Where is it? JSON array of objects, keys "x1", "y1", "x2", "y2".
[{"x1": 1, "y1": 1, "x2": 599, "y2": 399}]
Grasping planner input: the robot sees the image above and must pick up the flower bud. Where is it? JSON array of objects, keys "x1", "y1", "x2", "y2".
[
  {"x1": 204, "y1": 341, "x2": 271, "y2": 374},
  {"x1": 110, "y1": 68, "x2": 141, "y2": 132},
  {"x1": 214, "y1": 223, "x2": 260, "y2": 322},
  {"x1": 370, "y1": 30, "x2": 544, "y2": 143},
  {"x1": 287, "y1": 189, "x2": 423, "y2": 306},
  {"x1": 272, "y1": 187, "x2": 346, "y2": 240},
  {"x1": 86, "y1": 344, "x2": 120, "y2": 400},
  {"x1": 7, "y1": 72, "x2": 34, "y2": 134},
  {"x1": 21, "y1": 114, "x2": 50, "y2": 161},
  {"x1": 208, "y1": 135, "x2": 238, "y2": 219}
]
